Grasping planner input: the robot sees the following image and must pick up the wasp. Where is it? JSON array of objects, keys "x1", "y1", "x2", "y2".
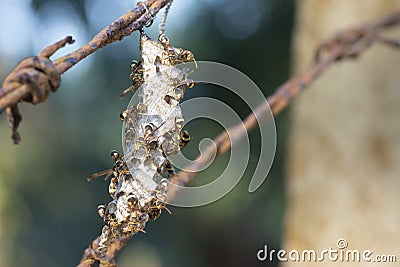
[
  {"x1": 147, "y1": 191, "x2": 171, "y2": 220},
  {"x1": 120, "y1": 110, "x2": 130, "y2": 121},
  {"x1": 180, "y1": 130, "x2": 191, "y2": 149},
  {"x1": 177, "y1": 48, "x2": 197, "y2": 68},
  {"x1": 87, "y1": 150, "x2": 128, "y2": 182},
  {"x1": 129, "y1": 60, "x2": 145, "y2": 86},
  {"x1": 158, "y1": 33, "x2": 197, "y2": 68},
  {"x1": 120, "y1": 60, "x2": 145, "y2": 98}
]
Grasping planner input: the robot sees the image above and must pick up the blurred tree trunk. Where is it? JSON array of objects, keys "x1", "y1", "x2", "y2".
[{"x1": 283, "y1": 0, "x2": 400, "y2": 266}]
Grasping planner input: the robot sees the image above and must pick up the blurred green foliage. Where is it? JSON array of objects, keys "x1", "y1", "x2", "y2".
[{"x1": 0, "y1": 0, "x2": 294, "y2": 266}]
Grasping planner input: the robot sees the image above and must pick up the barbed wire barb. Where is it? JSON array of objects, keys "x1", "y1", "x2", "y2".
[{"x1": 0, "y1": 0, "x2": 172, "y2": 144}]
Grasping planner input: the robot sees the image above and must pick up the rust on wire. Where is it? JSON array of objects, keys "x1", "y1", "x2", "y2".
[
  {"x1": 0, "y1": 0, "x2": 171, "y2": 144},
  {"x1": 0, "y1": 36, "x2": 74, "y2": 144}
]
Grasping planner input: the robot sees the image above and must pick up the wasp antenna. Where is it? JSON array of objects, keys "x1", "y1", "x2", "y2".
[
  {"x1": 120, "y1": 86, "x2": 134, "y2": 99},
  {"x1": 193, "y1": 58, "x2": 198, "y2": 69},
  {"x1": 164, "y1": 206, "x2": 172, "y2": 215}
]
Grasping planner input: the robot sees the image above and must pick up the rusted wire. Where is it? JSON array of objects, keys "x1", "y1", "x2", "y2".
[
  {"x1": 76, "y1": 11, "x2": 400, "y2": 267},
  {"x1": 0, "y1": 0, "x2": 172, "y2": 144},
  {"x1": 169, "y1": 11, "x2": 400, "y2": 193},
  {"x1": 0, "y1": 36, "x2": 74, "y2": 144},
  {"x1": 159, "y1": 0, "x2": 173, "y2": 35}
]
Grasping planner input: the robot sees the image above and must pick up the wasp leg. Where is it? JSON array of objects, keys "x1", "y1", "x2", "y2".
[{"x1": 119, "y1": 85, "x2": 135, "y2": 99}]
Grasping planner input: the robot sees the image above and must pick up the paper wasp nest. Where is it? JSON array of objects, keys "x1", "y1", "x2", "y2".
[{"x1": 95, "y1": 33, "x2": 195, "y2": 250}]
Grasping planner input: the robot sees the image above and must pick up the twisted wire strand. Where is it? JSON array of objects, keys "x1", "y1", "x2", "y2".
[{"x1": 159, "y1": 0, "x2": 173, "y2": 35}]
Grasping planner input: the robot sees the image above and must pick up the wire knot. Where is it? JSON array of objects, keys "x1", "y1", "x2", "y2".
[
  {"x1": 0, "y1": 36, "x2": 74, "y2": 144},
  {"x1": 2, "y1": 56, "x2": 61, "y2": 105}
]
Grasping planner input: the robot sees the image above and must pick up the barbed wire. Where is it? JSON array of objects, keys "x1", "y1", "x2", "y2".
[
  {"x1": 169, "y1": 11, "x2": 400, "y2": 193},
  {"x1": 0, "y1": 0, "x2": 172, "y2": 144}
]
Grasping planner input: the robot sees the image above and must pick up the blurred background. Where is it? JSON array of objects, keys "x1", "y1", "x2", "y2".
[{"x1": 0, "y1": 0, "x2": 293, "y2": 266}]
